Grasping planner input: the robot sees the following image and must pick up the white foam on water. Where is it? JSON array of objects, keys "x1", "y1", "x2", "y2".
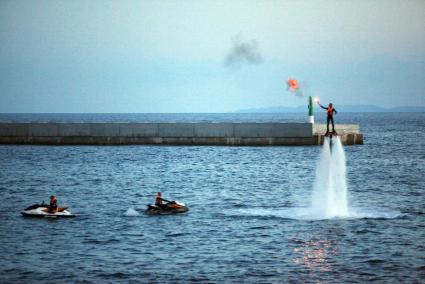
[
  {"x1": 123, "y1": 207, "x2": 140, "y2": 217},
  {"x1": 226, "y1": 207, "x2": 402, "y2": 221},
  {"x1": 346, "y1": 207, "x2": 403, "y2": 219}
]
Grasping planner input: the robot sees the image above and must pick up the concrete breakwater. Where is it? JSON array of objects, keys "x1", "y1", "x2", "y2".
[{"x1": 0, "y1": 123, "x2": 363, "y2": 146}]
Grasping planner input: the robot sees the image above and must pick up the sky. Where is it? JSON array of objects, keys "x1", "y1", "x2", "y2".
[{"x1": 0, "y1": 0, "x2": 424, "y2": 113}]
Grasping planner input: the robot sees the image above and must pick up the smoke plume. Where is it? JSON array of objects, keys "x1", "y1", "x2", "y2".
[{"x1": 224, "y1": 36, "x2": 262, "y2": 66}]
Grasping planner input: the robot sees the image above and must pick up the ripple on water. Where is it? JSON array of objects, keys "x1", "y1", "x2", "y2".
[{"x1": 82, "y1": 239, "x2": 121, "y2": 245}]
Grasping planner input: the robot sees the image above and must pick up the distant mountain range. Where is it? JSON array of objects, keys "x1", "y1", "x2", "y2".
[{"x1": 235, "y1": 105, "x2": 425, "y2": 113}]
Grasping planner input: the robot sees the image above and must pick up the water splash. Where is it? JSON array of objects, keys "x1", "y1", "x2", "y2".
[
  {"x1": 311, "y1": 137, "x2": 348, "y2": 218},
  {"x1": 123, "y1": 207, "x2": 140, "y2": 217},
  {"x1": 225, "y1": 136, "x2": 402, "y2": 221}
]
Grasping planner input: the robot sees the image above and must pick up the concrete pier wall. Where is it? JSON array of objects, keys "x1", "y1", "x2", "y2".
[
  {"x1": 0, "y1": 123, "x2": 363, "y2": 146},
  {"x1": 313, "y1": 123, "x2": 363, "y2": 145},
  {"x1": 313, "y1": 124, "x2": 360, "y2": 134}
]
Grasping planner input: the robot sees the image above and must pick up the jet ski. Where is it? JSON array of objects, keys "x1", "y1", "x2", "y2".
[
  {"x1": 21, "y1": 204, "x2": 76, "y2": 218},
  {"x1": 145, "y1": 201, "x2": 188, "y2": 215}
]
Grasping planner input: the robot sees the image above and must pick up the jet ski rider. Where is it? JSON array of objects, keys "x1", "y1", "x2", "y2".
[
  {"x1": 48, "y1": 195, "x2": 58, "y2": 213},
  {"x1": 317, "y1": 101, "x2": 338, "y2": 134},
  {"x1": 155, "y1": 192, "x2": 170, "y2": 209}
]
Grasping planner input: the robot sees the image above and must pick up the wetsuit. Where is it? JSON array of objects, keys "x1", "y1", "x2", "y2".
[
  {"x1": 48, "y1": 198, "x2": 58, "y2": 213},
  {"x1": 319, "y1": 104, "x2": 337, "y2": 133}
]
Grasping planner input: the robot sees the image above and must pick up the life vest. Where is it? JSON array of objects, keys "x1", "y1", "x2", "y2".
[{"x1": 327, "y1": 106, "x2": 333, "y2": 115}]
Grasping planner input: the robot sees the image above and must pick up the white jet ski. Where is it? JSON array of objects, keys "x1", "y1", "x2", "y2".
[{"x1": 21, "y1": 204, "x2": 76, "y2": 218}]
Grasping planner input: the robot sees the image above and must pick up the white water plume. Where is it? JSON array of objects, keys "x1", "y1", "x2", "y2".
[
  {"x1": 311, "y1": 137, "x2": 348, "y2": 218},
  {"x1": 226, "y1": 136, "x2": 402, "y2": 221},
  {"x1": 123, "y1": 207, "x2": 140, "y2": 217}
]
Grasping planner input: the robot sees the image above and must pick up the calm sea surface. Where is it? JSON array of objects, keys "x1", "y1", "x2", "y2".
[{"x1": 0, "y1": 113, "x2": 424, "y2": 283}]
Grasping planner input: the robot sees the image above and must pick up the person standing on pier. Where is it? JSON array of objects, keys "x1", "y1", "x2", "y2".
[{"x1": 317, "y1": 101, "x2": 338, "y2": 134}]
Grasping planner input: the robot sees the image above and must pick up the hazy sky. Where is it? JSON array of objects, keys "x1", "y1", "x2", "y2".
[{"x1": 1, "y1": 0, "x2": 424, "y2": 113}]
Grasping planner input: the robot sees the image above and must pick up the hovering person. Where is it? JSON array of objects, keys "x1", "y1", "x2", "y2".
[
  {"x1": 317, "y1": 101, "x2": 338, "y2": 134},
  {"x1": 48, "y1": 195, "x2": 58, "y2": 213}
]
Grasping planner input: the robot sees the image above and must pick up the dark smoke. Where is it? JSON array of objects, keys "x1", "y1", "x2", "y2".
[{"x1": 224, "y1": 36, "x2": 262, "y2": 66}]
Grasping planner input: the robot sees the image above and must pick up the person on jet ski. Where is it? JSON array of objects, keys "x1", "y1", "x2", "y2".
[
  {"x1": 317, "y1": 101, "x2": 338, "y2": 134},
  {"x1": 48, "y1": 195, "x2": 58, "y2": 213},
  {"x1": 155, "y1": 192, "x2": 170, "y2": 209}
]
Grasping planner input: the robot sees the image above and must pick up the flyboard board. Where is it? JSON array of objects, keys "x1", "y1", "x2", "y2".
[{"x1": 324, "y1": 131, "x2": 338, "y2": 149}]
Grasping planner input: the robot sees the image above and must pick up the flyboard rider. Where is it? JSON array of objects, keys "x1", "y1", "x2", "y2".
[{"x1": 317, "y1": 101, "x2": 338, "y2": 135}]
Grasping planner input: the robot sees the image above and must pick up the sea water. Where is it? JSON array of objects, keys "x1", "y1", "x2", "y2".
[{"x1": 0, "y1": 113, "x2": 424, "y2": 283}]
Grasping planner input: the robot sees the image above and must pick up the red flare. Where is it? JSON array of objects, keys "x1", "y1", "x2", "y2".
[{"x1": 287, "y1": 78, "x2": 299, "y2": 91}]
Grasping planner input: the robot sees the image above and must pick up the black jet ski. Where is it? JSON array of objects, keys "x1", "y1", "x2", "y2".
[
  {"x1": 145, "y1": 201, "x2": 188, "y2": 215},
  {"x1": 21, "y1": 204, "x2": 76, "y2": 218}
]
